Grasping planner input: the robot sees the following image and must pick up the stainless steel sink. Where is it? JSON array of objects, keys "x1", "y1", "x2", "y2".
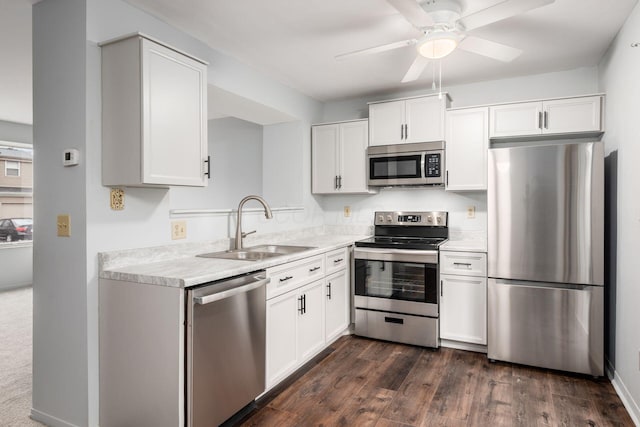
[{"x1": 197, "y1": 244, "x2": 315, "y2": 261}]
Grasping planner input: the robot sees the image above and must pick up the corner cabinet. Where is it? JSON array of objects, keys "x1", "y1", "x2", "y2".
[
  {"x1": 439, "y1": 250, "x2": 487, "y2": 350},
  {"x1": 369, "y1": 94, "x2": 449, "y2": 146},
  {"x1": 311, "y1": 120, "x2": 370, "y2": 194},
  {"x1": 101, "y1": 34, "x2": 209, "y2": 187},
  {"x1": 489, "y1": 95, "x2": 603, "y2": 139},
  {"x1": 445, "y1": 107, "x2": 489, "y2": 191}
]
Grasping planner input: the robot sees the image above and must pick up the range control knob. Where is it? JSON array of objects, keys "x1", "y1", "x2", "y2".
[
  {"x1": 377, "y1": 215, "x2": 384, "y2": 222},
  {"x1": 386, "y1": 215, "x2": 392, "y2": 222},
  {"x1": 437, "y1": 216, "x2": 442, "y2": 224},
  {"x1": 427, "y1": 216, "x2": 433, "y2": 223}
]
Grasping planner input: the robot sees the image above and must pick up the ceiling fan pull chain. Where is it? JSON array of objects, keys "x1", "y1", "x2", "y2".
[
  {"x1": 438, "y1": 60, "x2": 442, "y2": 99},
  {"x1": 432, "y1": 62, "x2": 436, "y2": 90}
]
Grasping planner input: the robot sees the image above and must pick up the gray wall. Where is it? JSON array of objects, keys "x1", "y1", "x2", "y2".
[
  {"x1": 32, "y1": 0, "x2": 89, "y2": 425},
  {"x1": 170, "y1": 117, "x2": 264, "y2": 210},
  {"x1": 598, "y1": 2, "x2": 640, "y2": 423}
]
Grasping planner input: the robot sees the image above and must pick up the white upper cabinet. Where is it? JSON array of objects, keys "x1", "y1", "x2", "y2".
[
  {"x1": 489, "y1": 95, "x2": 603, "y2": 139},
  {"x1": 369, "y1": 94, "x2": 449, "y2": 146},
  {"x1": 445, "y1": 107, "x2": 489, "y2": 191},
  {"x1": 101, "y1": 35, "x2": 208, "y2": 187},
  {"x1": 312, "y1": 120, "x2": 370, "y2": 194}
]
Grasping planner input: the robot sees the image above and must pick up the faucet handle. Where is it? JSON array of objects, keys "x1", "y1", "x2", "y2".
[{"x1": 242, "y1": 230, "x2": 256, "y2": 238}]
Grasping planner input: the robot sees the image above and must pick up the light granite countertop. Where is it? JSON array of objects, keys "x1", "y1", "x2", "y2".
[
  {"x1": 99, "y1": 230, "x2": 370, "y2": 288},
  {"x1": 440, "y1": 239, "x2": 487, "y2": 253}
]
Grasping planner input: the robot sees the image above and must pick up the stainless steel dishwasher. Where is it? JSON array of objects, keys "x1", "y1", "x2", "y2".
[{"x1": 186, "y1": 271, "x2": 268, "y2": 427}]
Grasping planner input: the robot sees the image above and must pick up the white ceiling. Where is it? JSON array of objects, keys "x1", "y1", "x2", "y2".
[
  {"x1": 1, "y1": 0, "x2": 637, "y2": 126},
  {"x1": 124, "y1": 0, "x2": 638, "y2": 102}
]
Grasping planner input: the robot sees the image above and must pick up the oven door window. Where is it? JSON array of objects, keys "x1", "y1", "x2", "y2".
[
  {"x1": 369, "y1": 155, "x2": 422, "y2": 180},
  {"x1": 355, "y1": 259, "x2": 437, "y2": 304}
]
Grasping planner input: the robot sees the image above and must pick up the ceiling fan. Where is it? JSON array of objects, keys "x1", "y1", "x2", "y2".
[{"x1": 336, "y1": 0, "x2": 556, "y2": 83}]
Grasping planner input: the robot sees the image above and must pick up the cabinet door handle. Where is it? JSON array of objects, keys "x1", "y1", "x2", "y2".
[
  {"x1": 302, "y1": 294, "x2": 306, "y2": 314},
  {"x1": 543, "y1": 111, "x2": 548, "y2": 129},
  {"x1": 440, "y1": 279, "x2": 443, "y2": 297},
  {"x1": 204, "y1": 155, "x2": 211, "y2": 179},
  {"x1": 404, "y1": 124, "x2": 408, "y2": 140},
  {"x1": 309, "y1": 266, "x2": 321, "y2": 272},
  {"x1": 298, "y1": 296, "x2": 304, "y2": 314},
  {"x1": 538, "y1": 111, "x2": 543, "y2": 129},
  {"x1": 338, "y1": 175, "x2": 342, "y2": 189},
  {"x1": 446, "y1": 170, "x2": 449, "y2": 186},
  {"x1": 279, "y1": 276, "x2": 293, "y2": 283},
  {"x1": 327, "y1": 282, "x2": 332, "y2": 299},
  {"x1": 400, "y1": 124, "x2": 404, "y2": 140}
]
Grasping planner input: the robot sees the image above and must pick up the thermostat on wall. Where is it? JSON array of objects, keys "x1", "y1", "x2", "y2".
[{"x1": 63, "y1": 149, "x2": 80, "y2": 167}]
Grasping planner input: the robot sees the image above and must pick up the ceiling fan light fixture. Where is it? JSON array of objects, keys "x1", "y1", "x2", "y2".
[{"x1": 417, "y1": 32, "x2": 459, "y2": 59}]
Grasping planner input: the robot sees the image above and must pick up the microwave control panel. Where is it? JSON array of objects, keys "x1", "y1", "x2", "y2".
[{"x1": 425, "y1": 153, "x2": 441, "y2": 177}]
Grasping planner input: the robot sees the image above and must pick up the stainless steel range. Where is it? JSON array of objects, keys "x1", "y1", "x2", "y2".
[{"x1": 354, "y1": 211, "x2": 448, "y2": 348}]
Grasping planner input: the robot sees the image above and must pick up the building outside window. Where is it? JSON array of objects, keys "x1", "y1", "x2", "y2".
[
  {"x1": 0, "y1": 142, "x2": 33, "y2": 243},
  {"x1": 5, "y1": 160, "x2": 20, "y2": 177}
]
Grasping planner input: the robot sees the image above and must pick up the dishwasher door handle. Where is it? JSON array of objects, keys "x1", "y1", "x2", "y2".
[{"x1": 194, "y1": 276, "x2": 269, "y2": 305}]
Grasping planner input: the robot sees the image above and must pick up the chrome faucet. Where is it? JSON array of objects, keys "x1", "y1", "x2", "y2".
[{"x1": 234, "y1": 195, "x2": 273, "y2": 250}]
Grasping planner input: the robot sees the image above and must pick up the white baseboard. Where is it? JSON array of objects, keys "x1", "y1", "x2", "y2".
[
  {"x1": 609, "y1": 373, "x2": 640, "y2": 426},
  {"x1": 31, "y1": 408, "x2": 81, "y2": 427}
]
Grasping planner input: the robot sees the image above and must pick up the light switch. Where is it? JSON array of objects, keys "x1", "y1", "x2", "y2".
[
  {"x1": 57, "y1": 215, "x2": 71, "y2": 237},
  {"x1": 344, "y1": 206, "x2": 351, "y2": 217}
]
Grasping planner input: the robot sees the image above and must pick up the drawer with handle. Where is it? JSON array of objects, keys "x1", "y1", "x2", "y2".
[
  {"x1": 266, "y1": 255, "x2": 325, "y2": 299},
  {"x1": 325, "y1": 247, "x2": 349, "y2": 275},
  {"x1": 439, "y1": 251, "x2": 487, "y2": 277}
]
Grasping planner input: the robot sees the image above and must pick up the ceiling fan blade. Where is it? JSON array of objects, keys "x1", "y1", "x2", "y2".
[
  {"x1": 387, "y1": 0, "x2": 434, "y2": 29},
  {"x1": 401, "y1": 56, "x2": 430, "y2": 83},
  {"x1": 458, "y1": 0, "x2": 555, "y2": 31},
  {"x1": 457, "y1": 36, "x2": 522, "y2": 62},
  {"x1": 335, "y1": 39, "x2": 417, "y2": 60}
]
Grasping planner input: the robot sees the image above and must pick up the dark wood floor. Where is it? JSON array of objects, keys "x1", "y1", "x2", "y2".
[{"x1": 239, "y1": 335, "x2": 634, "y2": 427}]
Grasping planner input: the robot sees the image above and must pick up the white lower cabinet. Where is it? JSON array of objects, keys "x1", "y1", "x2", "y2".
[
  {"x1": 297, "y1": 280, "x2": 326, "y2": 362},
  {"x1": 266, "y1": 246, "x2": 352, "y2": 389},
  {"x1": 439, "y1": 250, "x2": 488, "y2": 349},
  {"x1": 440, "y1": 275, "x2": 487, "y2": 345},
  {"x1": 265, "y1": 290, "x2": 299, "y2": 387},
  {"x1": 324, "y1": 269, "x2": 349, "y2": 343}
]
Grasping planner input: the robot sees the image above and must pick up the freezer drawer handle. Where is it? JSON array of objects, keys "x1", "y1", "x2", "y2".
[
  {"x1": 193, "y1": 276, "x2": 269, "y2": 305},
  {"x1": 384, "y1": 316, "x2": 404, "y2": 324}
]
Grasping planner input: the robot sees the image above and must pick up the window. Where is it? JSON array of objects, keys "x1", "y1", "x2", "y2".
[{"x1": 5, "y1": 160, "x2": 20, "y2": 177}]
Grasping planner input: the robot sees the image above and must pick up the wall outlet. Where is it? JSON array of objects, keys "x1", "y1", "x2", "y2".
[
  {"x1": 110, "y1": 188, "x2": 124, "y2": 210},
  {"x1": 344, "y1": 206, "x2": 351, "y2": 217},
  {"x1": 57, "y1": 214, "x2": 71, "y2": 237},
  {"x1": 467, "y1": 206, "x2": 476, "y2": 219},
  {"x1": 171, "y1": 220, "x2": 187, "y2": 240}
]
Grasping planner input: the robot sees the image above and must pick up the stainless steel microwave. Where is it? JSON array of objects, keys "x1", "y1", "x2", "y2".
[{"x1": 367, "y1": 141, "x2": 445, "y2": 187}]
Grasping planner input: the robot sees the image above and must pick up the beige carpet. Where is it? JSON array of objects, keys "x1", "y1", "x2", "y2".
[{"x1": 0, "y1": 287, "x2": 45, "y2": 426}]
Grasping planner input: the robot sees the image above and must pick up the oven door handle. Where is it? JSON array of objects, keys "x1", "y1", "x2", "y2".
[{"x1": 354, "y1": 247, "x2": 438, "y2": 264}]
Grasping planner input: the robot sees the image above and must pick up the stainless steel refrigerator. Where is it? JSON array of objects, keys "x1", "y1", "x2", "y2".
[{"x1": 487, "y1": 141, "x2": 604, "y2": 376}]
